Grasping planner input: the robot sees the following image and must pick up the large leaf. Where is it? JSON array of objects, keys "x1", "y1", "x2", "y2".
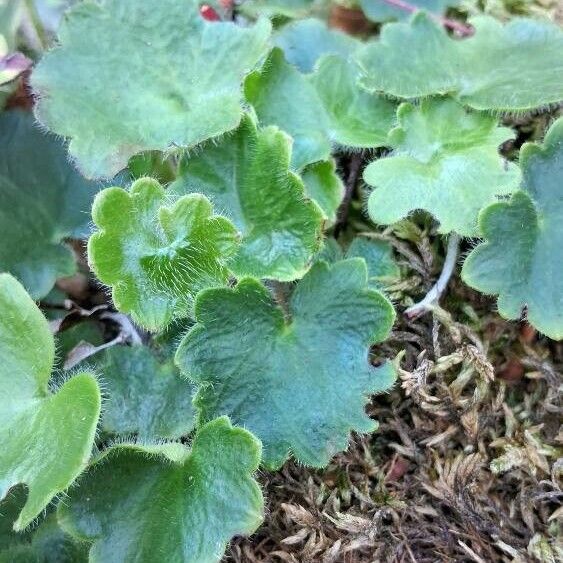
[
  {"x1": 273, "y1": 18, "x2": 359, "y2": 73},
  {"x1": 0, "y1": 274, "x2": 100, "y2": 531},
  {"x1": 88, "y1": 178, "x2": 239, "y2": 330},
  {"x1": 360, "y1": 0, "x2": 461, "y2": 22},
  {"x1": 462, "y1": 117, "x2": 563, "y2": 340},
  {"x1": 94, "y1": 344, "x2": 196, "y2": 440},
  {"x1": 176, "y1": 259, "x2": 396, "y2": 469},
  {"x1": 58, "y1": 417, "x2": 263, "y2": 563},
  {"x1": 31, "y1": 0, "x2": 271, "y2": 178},
  {"x1": 170, "y1": 116, "x2": 324, "y2": 280},
  {"x1": 364, "y1": 98, "x2": 520, "y2": 236},
  {"x1": 0, "y1": 111, "x2": 100, "y2": 299},
  {"x1": 245, "y1": 47, "x2": 331, "y2": 170},
  {"x1": 356, "y1": 13, "x2": 563, "y2": 111},
  {"x1": 240, "y1": 0, "x2": 316, "y2": 18}
]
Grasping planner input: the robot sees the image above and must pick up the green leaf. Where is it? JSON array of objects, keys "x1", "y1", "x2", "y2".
[
  {"x1": 356, "y1": 12, "x2": 563, "y2": 111},
  {"x1": 88, "y1": 178, "x2": 239, "y2": 330},
  {"x1": 176, "y1": 259, "x2": 396, "y2": 469},
  {"x1": 462, "y1": 117, "x2": 563, "y2": 340},
  {"x1": 301, "y1": 159, "x2": 344, "y2": 221},
  {"x1": 364, "y1": 98, "x2": 520, "y2": 236},
  {"x1": 310, "y1": 54, "x2": 397, "y2": 149},
  {"x1": 273, "y1": 18, "x2": 359, "y2": 73},
  {"x1": 94, "y1": 344, "x2": 196, "y2": 440},
  {"x1": 317, "y1": 237, "x2": 400, "y2": 288},
  {"x1": 245, "y1": 49, "x2": 396, "y2": 169},
  {"x1": 169, "y1": 116, "x2": 324, "y2": 281},
  {"x1": 31, "y1": 0, "x2": 271, "y2": 178},
  {"x1": 0, "y1": 274, "x2": 100, "y2": 531},
  {"x1": 360, "y1": 0, "x2": 461, "y2": 22},
  {"x1": 0, "y1": 110, "x2": 100, "y2": 299},
  {"x1": 58, "y1": 417, "x2": 263, "y2": 563},
  {"x1": 245, "y1": 47, "x2": 331, "y2": 170}
]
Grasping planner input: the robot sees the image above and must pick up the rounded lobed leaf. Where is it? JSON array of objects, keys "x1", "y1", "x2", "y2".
[
  {"x1": 170, "y1": 116, "x2": 324, "y2": 281},
  {"x1": 0, "y1": 274, "x2": 101, "y2": 531},
  {"x1": 462, "y1": 117, "x2": 563, "y2": 340},
  {"x1": 364, "y1": 98, "x2": 520, "y2": 236},
  {"x1": 31, "y1": 0, "x2": 272, "y2": 178},
  {"x1": 58, "y1": 417, "x2": 263, "y2": 563},
  {"x1": 88, "y1": 178, "x2": 239, "y2": 330},
  {"x1": 356, "y1": 12, "x2": 563, "y2": 111},
  {"x1": 176, "y1": 259, "x2": 397, "y2": 469}
]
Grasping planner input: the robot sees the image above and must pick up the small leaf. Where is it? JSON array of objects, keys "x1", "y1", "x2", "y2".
[
  {"x1": 176, "y1": 259, "x2": 396, "y2": 468},
  {"x1": 31, "y1": 0, "x2": 271, "y2": 178},
  {"x1": 273, "y1": 18, "x2": 359, "y2": 73},
  {"x1": 301, "y1": 159, "x2": 344, "y2": 221},
  {"x1": 364, "y1": 98, "x2": 520, "y2": 236},
  {"x1": 0, "y1": 274, "x2": 100, "y2": 531},
  {"x1": 170, "y1": 116, "x2": 324, "y2": 281},
  {"x1": 58, "y1": 417, "x2": 263, "y2": 563},
  {"x1": 360, "y1": 0, "x2": 461, "y2": 22},
  {"x1": 317, "y1": 237, "x2": 400, "y2": 289},
  {"x1": 88, "y1": 178, "x2": 239, "y2": 330},
  {"x1": 94, "y1": 344, "x2": 196, "y2": 440},
  {"x1": 462, "y1": 117, "x2": 563, "y2": 340},
  {"x1": 245, "y1": 48, "x2": 331, "y2": 170},
  {"x1": 356, "y1": 12, "x2": 563, "y2": 111},
  {"x1": 0, "y1": 111, "x2": 100, "y2": 299},
  {"x1": 310, "y1": 54, "x2": 397, "y2": 149}
]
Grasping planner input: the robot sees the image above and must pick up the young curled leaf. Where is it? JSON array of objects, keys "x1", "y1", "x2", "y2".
[
  {"x1": 31, "y1": 0, "x2": 271, "y2": 178},
  {"x1": 58, "y1": 417, "x2": 263, "y2": 563},
  {"x1": 88, "y1": 178, "x2": 239, "y2": 330},
  {"x1": 462, "y1": 117, "x2": 563, "y2": 340},
  {"x1": 176, "y1": 259, "x2": 397, "y2": 469},
  {"x1": 0, "y1": 274, "x2": 100, "y2": 531}
]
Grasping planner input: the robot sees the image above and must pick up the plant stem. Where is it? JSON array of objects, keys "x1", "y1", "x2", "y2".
[
  {"x1": 405, "y1": 233, "x2": 460, "y2": 319},
  {"x1": 379, "y1": 0, "x2": 474, "y2": 36}
]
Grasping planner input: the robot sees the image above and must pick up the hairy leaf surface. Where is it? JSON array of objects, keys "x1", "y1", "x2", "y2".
[
  {"x1": 176, "y1": 259, "x2": 396, "y2": 468},
  {"x1": 170, "y1": 116, "x2": 324, "y2": 280},
  {"x1": 364, "y1": 99, "x2": 520, "y2": 236},
  {"x1": 31, "y1": 0, "x2": 271, "y2": 178},
  {"x1": 273, "y1": 18, "x2": 358, "y2": 73},
  {"x1": 94, "y1": 345, "x2": 196, "y2": 440},
  {"x1": 0, "y1": 274, "x2": 100, "y2": 531},
  {"x1": 88, "y1": 178, "x2": 239, "y2": 330},
  {"x1": 356, "y1": 13, "x2": 563, "y2": 111},
  {"x1": 0, "y1": 111, "x2": 100, "y2": 298},
  {"x1": 462, "y1": 117, "x2": 563, "y2": 340},
  {"x1": 58, "y1": 417, "x2": 263, "y2": 563}
]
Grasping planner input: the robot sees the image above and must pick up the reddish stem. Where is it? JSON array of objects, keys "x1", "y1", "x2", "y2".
[{"x1": 380, "y1": 0, "x2": 473, "y2": 36}]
